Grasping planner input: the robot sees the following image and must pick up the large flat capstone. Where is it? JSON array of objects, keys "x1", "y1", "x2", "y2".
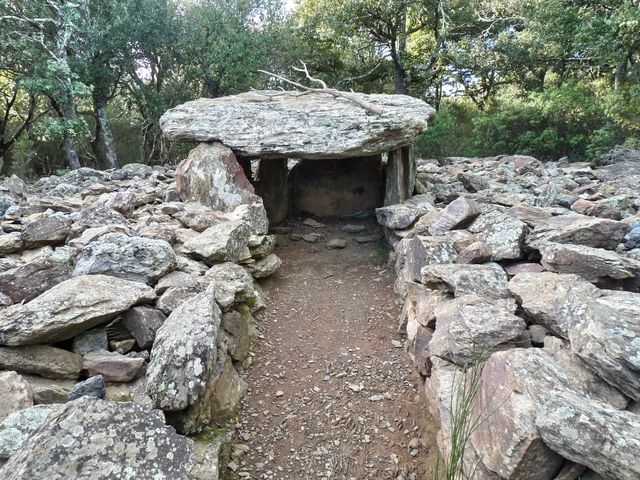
[{"x1": 160, "y1": 91, "x2": 435, "y2": 159}]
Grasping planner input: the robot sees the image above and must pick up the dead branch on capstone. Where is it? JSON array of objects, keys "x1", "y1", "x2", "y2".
[{"x1": 258, "y1": 61, "x2": 384, "y2": 116}]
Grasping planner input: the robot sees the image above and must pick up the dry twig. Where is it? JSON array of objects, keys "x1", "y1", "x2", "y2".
[{"x1": 258, "y1": 61, "x2": 384, "y2": 116}]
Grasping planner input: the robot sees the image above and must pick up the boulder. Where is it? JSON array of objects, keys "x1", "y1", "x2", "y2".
[
  {"x1": 146, "y1": 285, "x2": 222, "y2": 411},
  {"x1": 249, "y1": 253, "x2": 282, "y2": 278},
  {"x1": 0, "y1": 233, "x2": 21, "y2": 255},
  {"x1": 175, "y1": 142, "x2": 259, "y2": 211},
  {"x1": 427, "y1": 197, "x2": 481, "y2": 236},
  {"x1": 21, "y1": 215, "x2": 71, "y2": 249},
  {"x1": 0, "y1": 397, "x2": 196, "y2": 480},
  {"x1": 221, "y1": 310, "x2": 250, "y2": 362},
  {"x1": 291, "y1": 156, "x2": 384, "y2": 217},
  {"x1": 68, "y1": 205, "x2": 128, "y2": 237},
  {"x1": 67, "y1": 375, "x2": 106, "y2": 401},
  {"x1": 82, "y1": 350, "x2": 145, "y2": 383},
  {"x1": 539, "y1": 242, "x2": 640, "y2": 282},
  {"x1": 456, "y1": 241, "x2": 492, "y2": 264},
  {"x1": 421, "y1": 263, "x2": 510, "y2": 301},
  {"x1": 0, "y1": 404, "x2": 58, "y2": 460},
  {"x1": 376, "y1": 195, "x2": 435, "y2": 230},
  {"x1": 223, "y1": 202, "x2": 269, "y2": 236},
  {"x1": 537, "y1": 392, "x2": 640, "y2": 480},
  {"x1": 71, "y1": 327, "x2": 109, "y2": 356},
  {"x1": 168, "y1": 355, "x2": 247, "y2": 434},
  {"x1": 122, "y1": 306, "x2": 166, "y2": 349},
  {"x1": 155, "y1": 270, "x2": 200, "y2": 294},
  {"x1": 0, "y1": 372, "x2": 33, "y2": 422},
  {"x1": 508, "y1": 272, "x2": 600, "y2": 338},
  {"x1": 156, "y1": 286, "x2": 201, "y2": 315},
  {"x1": 468, "y1": 211, "x2": 527, "y2": 261},
  {"x1": 183, "y1": 219, "x2": 251, "y2": 263},
  {"x1": 526, "y1": 216, "x2": 628, "y2": 250},
  {"x1": 249, "y1": 234, "x2": 276, "y2": 259},
  {"x1": 560, "y1": 290, "x2": 640, "y2": 400},
  {"x1": 471, "y1": 348, "x2": 627, "y2": 480},
  {"x1": 204, "y1": 262, "x2": 255, "y2": 308},
  {"x1": 20, "y1": 375, "x2": 73, "y2": 404},
  {"x1": 430, "y1": 295, "x2": 526, "y2": 366},
  {"x1": 160, "y1": 90, "x2": 435, "y2": 159},
  {"x1": 0, "y1": 275, "x2": 156, "y2": 346},
  {"x1": 0, "y1": 345, "x2": 82, "y2": 380},
  {"x1": 73, "y1": 232, "x2": 177, "y2": 285},
  {"x1": 404, "y1": 236, "x2": 458, "y2": 282},
  {"x1": 0, "y1": 247, "x2": 73, "y2": 303}
]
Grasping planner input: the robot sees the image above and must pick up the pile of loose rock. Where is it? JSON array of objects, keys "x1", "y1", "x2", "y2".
[
  {"x1": 378, "y1": 154, "x2": 640, "y2": 480},
  {"x1": 0, "y1": 161, "x2": 280, "y2": 477}
]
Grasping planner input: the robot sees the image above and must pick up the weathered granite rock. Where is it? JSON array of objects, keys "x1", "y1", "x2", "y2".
[
  {"x1": 67, "y1": 375, "x2": 106, "y2": 401},
  {"x1": 71, "y1": 327, "x2": 108, "y2": 356},
  {"x1": 508, "y1": 272, "x2": 600, "y2": 338},
  {"x1": 559, "y1": 290, "x2": 640, "y2": 400},
  {"x1": 183, "y1": 219, "x2": 251, "y2": 263},
  {"x1": 0, "y1": 397, "x2": 195, "y2": 480},
  {"x1": 0, "y1": 346, "x2": 82, "y2": 380},
  {"x1": 67, "y1": 224, "x2": 131, "y2": 248},
  {"x1": 175, "y1": 142, "x2": 259, "y2": 211},
  {"x1": 155, "y1": 271, "x2": 200, "y2": 294},
  {"x1": 249, "y1": 253, "x2": 282, "y2": 278},
  {"x1": 83, "y1": 350, "x2": 145, "y2": 382},
  {"x1": 249, "y1": 234, "x2": 276, "y2": 259},
  {"x1": 0, "y1": 247, "x2": 73, "y2": 303},
  {"x1": 173, "y1": 202, "x2": 226, "y2": 232},
  {"x1": 146, "y1": 285, "x2": 222, "y2": 411},
  {"x1": 122, "y1": 306, "x2": 166, "y2": 349},
  {"x1": 421, "y1": 263, "x2": 510, "y2": 300},
  {"x1": 21, "y1": 215, "x2": 71, "y2": 248},
  {"x1": 471, "y1": 348, "x2": 627, "y2": 480},
  {"x1": 0, "y1": 233, "x2": 21, "y2": 255},
  {"x1": 204, "y1": 262, "x2": 255, "y2": 308},
  {"x1": 0, "y1": 372, "x2": 33, "y2": 422},
  {"x1": 428, "y1": 197, "x2": 481, "y2": 236},
  {"x1": 468, "y1": 211, "x2": 527, "y2": 261},
  {"x1": 537, "y1": 393, "x2": 640, "y2": 480},
  {"x1": 0, "y1": 404, "x2": 58, "y2": 460},
  {"x1": 430, "y1": 295, "x2": 526, "y2": 366},
  {"x1": 160, "y1": 91, "x2": 435, "y2": 159},
  {"x1": 539, "y1": 242, "x2": 640, "y2": 282},
  {"x1": 0, "y1": 275, "x2": 156, "y2": 345},
  {"x1": 73, "y1": 232, "x2": 177, "y2": 284},
  {"x1": 527, "y1": 216, "x2": 628, "y2": 250},
  {"x1": 291, "y1": 156, "x2": 383, "y2": 216}
]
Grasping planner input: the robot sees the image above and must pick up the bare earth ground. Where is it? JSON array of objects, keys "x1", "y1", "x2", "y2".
[{"x1": 228, "y1": 218, "x2": 439, "y2": 480}]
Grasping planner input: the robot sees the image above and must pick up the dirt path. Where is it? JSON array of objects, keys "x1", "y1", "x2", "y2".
[{"x1": 228, "y1": 218, "x2": 439, "y2": 480}]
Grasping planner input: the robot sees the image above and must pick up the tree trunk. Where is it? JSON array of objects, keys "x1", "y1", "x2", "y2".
[
  {"x1": 92, "y1": 99, "x2": 119, "y2": 170},
  {"x1": 0, "y1": 144, "x2": 13, "y2": 177},
  {"x1": 61, "y1": 100, "x2": 81, "y2": 170},
  {"x1": 393, "y1": 61, "x2": 408, "y2": 95}
]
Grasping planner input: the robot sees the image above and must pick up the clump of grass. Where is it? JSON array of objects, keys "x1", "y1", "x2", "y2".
[
  {"x1": 434, "y1": 352, "x2": 488, "y2": 480},
  {"x1": 372, "y1": 246, "x2": 390, "y2": 265}
]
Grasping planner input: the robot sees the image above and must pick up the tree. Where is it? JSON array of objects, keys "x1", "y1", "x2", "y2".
[{"x1": 0, "y1": 0, "x2": 91, "y2": 169}]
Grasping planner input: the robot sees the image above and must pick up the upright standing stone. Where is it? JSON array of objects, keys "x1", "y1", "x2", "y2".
[
  {"x1": 385, "y1": 147, "x2": 414, "y2": 205},
  {"x1": 256, "y1": 158, "x2": 289, "y2": 224}
]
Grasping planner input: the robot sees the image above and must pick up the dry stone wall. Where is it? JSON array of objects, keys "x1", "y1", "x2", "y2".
[
  {"x1": 0, "y1": 161, "x2": 280, "y2": 477},
  {"x1": 380, "y1": 154, "x2": 640, "y2": 480}
]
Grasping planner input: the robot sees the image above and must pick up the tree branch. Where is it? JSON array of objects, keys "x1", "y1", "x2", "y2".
[{"x1": 258, "y1": 62, "x2": 384, "y2": 116}]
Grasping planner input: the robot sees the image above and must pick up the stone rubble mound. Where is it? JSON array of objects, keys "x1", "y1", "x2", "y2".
[
  {"x1": 382, "y1": 154, "x2": 640, "y2": 480},
  {"x1": 0, "y1": 159, "x2": 280, "y2": 476}
]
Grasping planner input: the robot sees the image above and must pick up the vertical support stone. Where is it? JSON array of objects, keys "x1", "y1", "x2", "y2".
[
  {"x1": 237, "y1": 157, "x2": 253, "y2": 184},
  {"x1": 384, "y1": 146, "x2": 415, "y2": 206},
  {"x1": 256, "y1": 158, "x2": 289, "y2": 225}
]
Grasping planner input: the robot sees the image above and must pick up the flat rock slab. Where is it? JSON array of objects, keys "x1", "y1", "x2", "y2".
[
  {"x1": 0, "y1": 275, "x2": 156, "y2": 346},
  {"x1": 160, "y1": 91, "x2": 435, "y2": 159}
]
